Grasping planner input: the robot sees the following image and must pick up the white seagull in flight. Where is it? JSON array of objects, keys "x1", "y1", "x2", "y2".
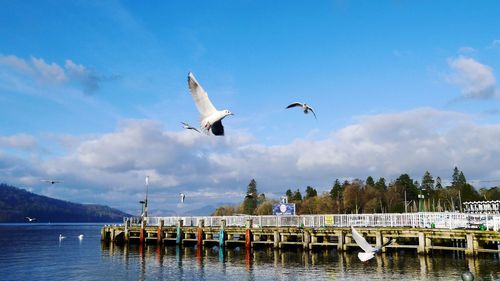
[
  {"x1": 25, "y1": 217, "x2": 36, "y2": 222},
  {"x1": 187, "y1": 72, "x2": 234, "y2": 136},
  {"x1": 41, "y1": 179, "x2": 62, "y2": 184},
  {"x1": 179, "y1": 193, "x2": 185, "y2": 203},
  {"x1": 351, "y1": 226, "x2": 395, "y2": 262},
  {"x1": 286, "y1": 102, "x2": 317, "y2": 119},
  {"x1": 181, "y1": 122, "x2": 201, "y2": 133}
]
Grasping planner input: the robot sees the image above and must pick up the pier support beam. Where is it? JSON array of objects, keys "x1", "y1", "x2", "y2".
[
  {"x1": 418, "y1": 232, "x2": 426, "y2": 254},
  {"x1": 376, "y1": 231, "x2": 383, "y2": 252},
  {"x1": 273, "y1": 230, "x2": 280, "y2": 248},
  {"x1": 197, "y1": 219, "x2": 204, "y2": 247},
  {"x1": 303, "y1": 230, "x2": 310, "y2": 250},
  {"x1": 157, "y1": 219, "x2": 164, "y2": 244},
  {"x1": 219, "y1": 219, "x2": 226, "y2": 248},
  {"x1": 176, "y1": 220, "x2": 183, "y2": 245},
  {"x1": 139, "y1": 220, "x2": 146, "y2": 245},
  {"x1": 124, "y1": 219, "x2": 130, "y2": 242},
  {"x1": 245, "y1": 219, "x2": 253, "y2": 250},
  {"x1": 465, "y1": 233, "x2": 478, "y2": 256},
  {"x1": 337, "y1": 231, "x2": 344, "y2": 251}
]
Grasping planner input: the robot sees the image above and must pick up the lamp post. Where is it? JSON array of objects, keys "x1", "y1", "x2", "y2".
[{"x1": 144, "y1": 176, "x2": 149, "y2": 218}]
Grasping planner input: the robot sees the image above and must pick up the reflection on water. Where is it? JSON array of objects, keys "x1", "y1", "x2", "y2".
[
  {"x1": 101, "y1": 242, "x2": 500, "y2": 281},
  {"x1": 0, "y1": 224, "x2": 497, "y2": 281}
]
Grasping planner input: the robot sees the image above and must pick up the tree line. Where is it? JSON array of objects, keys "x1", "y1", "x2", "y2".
[{"x1": 212, "y1": 167, "x2": 500, "y2": 216}]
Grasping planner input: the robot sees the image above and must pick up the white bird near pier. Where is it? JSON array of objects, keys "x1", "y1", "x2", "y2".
[
  {"x1": 180, "y1": 193, "x2": 185, "y2": 204},
  {"x1": 187, "y1": 72, "x2": 233, "y2": 136},
  {"x1": 351, "y1": 226, "x2": 395, "y2": 262}
]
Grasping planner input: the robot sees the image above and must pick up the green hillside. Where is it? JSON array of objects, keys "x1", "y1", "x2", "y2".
[{"x1": 0, "y1": 183, "x2": 130, "y2": 223}]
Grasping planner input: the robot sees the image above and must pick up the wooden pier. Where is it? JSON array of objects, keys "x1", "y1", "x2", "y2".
[{"x1": 101, "y1": 213, "x2": 500, "y2": 256}]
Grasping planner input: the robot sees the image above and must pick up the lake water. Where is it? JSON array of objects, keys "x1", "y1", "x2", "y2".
[{"x1": 0, "y1": 224, "x2": 499, "y2": 280}]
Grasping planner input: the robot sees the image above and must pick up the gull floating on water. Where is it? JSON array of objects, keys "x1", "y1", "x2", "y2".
[
  {"x1": 41, "y1": 179, "x2": 62, "y2": 184},
  {"x1": 286, "y1": 102, "x2": 317, "y2": 119},
  {"x1": 25, "y1": 217, "x2": 36, "y2": 222},
  {"x1": 181, "y1": 122, "x2": 201, "y2": 133},
  {"x1": 180, "y1": 193, "x2": 185, "y2": 203},
  {"x1": 59, "y1": 234, "x2": 66, "y2": 241},
  {"x1": 351, "y1": 226, "x2": 395, "y2": 262},
  {"x1": 187, "y1": 72, "x2": 234, "y2": 136}
]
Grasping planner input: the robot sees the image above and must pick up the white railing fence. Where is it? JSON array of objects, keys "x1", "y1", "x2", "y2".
[{"x1": 124, "y1": 212, "x2": 500, "y2": 231}]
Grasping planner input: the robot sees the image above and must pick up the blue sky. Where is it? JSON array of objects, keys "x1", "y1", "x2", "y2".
[{"x1": 1, "y1": 1, "x2": 500, "y2": 215}]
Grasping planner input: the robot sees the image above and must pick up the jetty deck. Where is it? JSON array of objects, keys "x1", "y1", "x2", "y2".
[{"x1": 101, "y1": 212, "x2": 500, "y2": 256}]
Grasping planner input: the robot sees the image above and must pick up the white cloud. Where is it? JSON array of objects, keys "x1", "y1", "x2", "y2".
[
  {"x1": 446, "y1": 56, "x2": 499, "y2": 99},
  {"x1": 0, "y1": 54, "x2": 109, "y2": 94},
  {"x1": 3, "y1": 108, "x2": 500, "y2": 214},
  {"x1": 0, "y1": 134, "x2": 37, "y2": 150}
]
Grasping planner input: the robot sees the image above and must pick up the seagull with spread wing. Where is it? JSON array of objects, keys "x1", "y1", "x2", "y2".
[
  {"x1": 25, "y1": 217, "x2": 36, "y2": 222},
  {"x1": 41, "y1": 179, "x2": 62, "y2": 184},
  {"x1": 181, "y1": 122, "x2": 201, "y2": 133},
  {"x1": 351, "y1": 226, "x2": 395, "y2": 262},
  {"x1": 286, "y1": 102, "x2": 317, "y2": 119},
  {"x1": 187, "y1": 72, "x2": 233, "y2": 136}
]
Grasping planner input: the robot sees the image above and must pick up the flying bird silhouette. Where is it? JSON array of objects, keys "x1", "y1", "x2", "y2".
[
  {"x1": 41, "y1": 179, "x2": 62, "y2": 184},
  {"x1": 78, "y1": 234, "x2": 84, "y2": 240},
  {"x1": 187, "y1": 72, "x2": 233, "y2": 136},
  {"x1": 59, "y1": 234, "x2": 66, "y2": 241},
  {"x1": 351, "y1": 226, "x2": 395, "y2": 262},
  {"x1": 286, "y1": 102, "x2": 317, "y2": 119},
  {"x1": 25, "y1": 217, "x2": 36, "y2": 222},
  {"x1": 181, "y1": 122, "x2": 201, "y2": 133}
]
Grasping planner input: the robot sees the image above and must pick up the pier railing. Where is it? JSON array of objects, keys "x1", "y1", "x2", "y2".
[{"x1": 126, "y1": 212, "x2": 500, "y2": 231}]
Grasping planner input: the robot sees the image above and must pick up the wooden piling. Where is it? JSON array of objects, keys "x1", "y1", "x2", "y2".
[
  {"x1": 303, "y1": 230, "x2": 310, "y2": 250},
  {"x1": 273, "y1": 230, "x2": 280, "y2": 248},
  {"x1": 418, "y1": 232, "x2": 425, "y2": 254},
  {"x1": 176, "y1": 219, "x2": 183, "y2": 245},
  {"x1": 139, "y1": 220, "x2": 146, "y2": 245},
  {"x1": 197, "y1": 219, "x2": 204, "y2": 247},
  {"x1": 245, "y1": 219, "x2": 252, "y2": 250},
  {"x1": 337, "y1": 230, "x2": 344, "y2": 251},
  {"x1": 219, "y1": 219, "x2": 226, "y2": 247},
  {"x1": 157, "y1": 219, "x2": 164, "y2": 244}
]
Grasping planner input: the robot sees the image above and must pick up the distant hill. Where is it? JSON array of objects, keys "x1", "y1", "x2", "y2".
[{"x1": 0, "y1": 183, "x2": 131, "y2": 223}]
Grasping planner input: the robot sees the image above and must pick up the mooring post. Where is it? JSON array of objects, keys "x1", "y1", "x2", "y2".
[
  {"x1": 245, "y1": 219, "x2": 253, "y2": 250},
  {"x1": 343, "y1": 232, "x2": 351, "y2": 251},
  {"x1": 197, "y1": 219, "x2": 204, "y2": 248},
  {"x1": 273, "y1": 230, "x2": 280, "y2": 249},
  {"x1": 303, "y1": 230, "x2": 310, "y2": 250},
  {"x1": 124, "y1": 219, "x2": 130, "y2": 242},
  {"x1": 219, "y1": 219, "x2": 226, "y2": 248},
  {"x1": 176, "y1": 219, "x2": 183, "y2": 245},
  {"x1": 157, "y1": 219, "x2": 164, "y2": 245},
  {"x1": 465, "y1": 233, "x2": 475, "y2": 256},
  {"x1": 337, "y1": 230, "x2": 344, "y2": 251},
  {"x1": 376, "y1": 231, "x2": 383, "y2": 252},
  {"x1": 139, "y1": 219, "x2": 146, "y2": 245},
  {"x1": 101, "y1": 226, "x2": 106, "y2": 241},
  {"x1": 418, "y1": 232, "x2": 425, "y2": 254}
]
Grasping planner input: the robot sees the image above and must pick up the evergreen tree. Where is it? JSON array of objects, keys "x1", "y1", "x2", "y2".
[
  {"x1": 452, "y1": 166, "x2": 461, "y2": 187},
  {"x1": 435, "y1": 177, "x2": 443, "y2": 189},
  {"x1": 285, "y1": 189, "x2": 293, "y2": 201},
  {"x1": 421, "y1": 171, "x2": 434, "y2": 190},
  {"x1": 242, "y1": 179, "x2": 258, "y2": 215},
  {"x1": 366, "y1": 176, "x2": 375, "y2": 187},
  {"x1": 330, "y1": 179, "x2": 342, "y2": 199},
  {"x1": 305, "y1": 186, "x2": 318, "y2": 199},
  {"x1": 375, "y1": 177, "x2": 387, "y2": 191},
  {"x1": 291, "y1": 189, "x2": 302, "y2": 202}
]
